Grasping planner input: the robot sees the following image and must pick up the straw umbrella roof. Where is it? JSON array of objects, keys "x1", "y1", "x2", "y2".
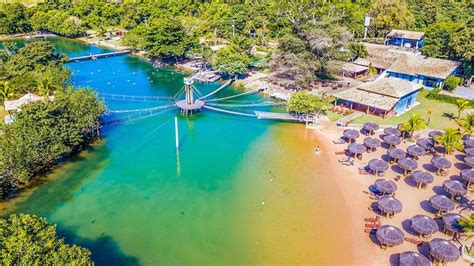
[
  {"x1": 363, "y1": 122, "x2": 380, "y2": 132},
  {"x1": 364, "y1": 137, "x2": 381, "y2": 149},
  {"x1": 398, "y1": 251, "x2": 430, "y2": 266},
  {"x1": 407, "y1": 145, "x2": 426, "y2": 157},
  {"x1": 343, "y1": 129, "x2": 360, "y2": 140},
  {"x1": 429, "y1": 238, "x2": 460, "y2": 263},
  {"x1": 383, "y1": 134, "x2": 401, "y2": 146},
  {"x1": 431, "y1": 156, "x2": 451, "y2": 170},
  {"x1": 464, "y1": 147, "x2": 474, "y2": 156},
  {"x1": 348, "y1": 143, "x2": 366, "y2": 155},
  {"x1": 378, "y1": 196, "x2": 402, "y2": 214},
  {"x1": 442, "y1": 213, "x2": 464, "y2": 233},
  {"x1": 461, "y1": 168, "x2": 474, "y2": 183},
  {"x1": 411, "y1": 215, "x2": 439, "y2": 235},
  {"x1": 376, "y1": 225, "x2": 405, "y2": 246},
  {"x1": 429, "y1": 195, "x2": 455, "y2": 212},
  {"x1": 464, "y1": 156, "x2": 474, "y2": 167},
  {"x1": 369, "y1": 159, "x2": 389, "y2": 172},
  {"x1": 387, "y1": 148, "x2": 406, "y2": 160},
  {"x1": 398, "y1": 158, "x2": 418, "y2": 171},
  {"x1": 374, "y1": 178, "x2": 397, "y2": 194},
  {"x1": 429, "y1": 130, "x2": 443, "y2": 139},
  {"x1": 416, "y1": 138, "x2": 435, "y2": 150},
  {"x1": 384, "y1": 127, "x2": 401, "y2": 137},
  {"x1": 443, "y1": 180, "x2": 467, "y2": 196},
  {"x1": 412, "y1": 170, "x2": 434, "y2": 185},
  {"x1": 464, "y1": 139, "x2": 474, "y2": 148}
]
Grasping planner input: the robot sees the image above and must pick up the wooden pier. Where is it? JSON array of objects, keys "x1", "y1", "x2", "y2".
[
  {"x1": 66, "y1": 50, "x2": 131, "y2": 62},
  {"x1": 254, "y1": 111, "x2": 309, "y2": 122}
]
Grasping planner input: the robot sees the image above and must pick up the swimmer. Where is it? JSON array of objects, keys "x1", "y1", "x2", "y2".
[{"x1": 315, "y1": 146, "x2": 320, "y2": 154}]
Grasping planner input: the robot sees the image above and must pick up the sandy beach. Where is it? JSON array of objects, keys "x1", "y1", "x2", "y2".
[{"x1": 311, "y1": 119, "x2": 471, "y2": 265}]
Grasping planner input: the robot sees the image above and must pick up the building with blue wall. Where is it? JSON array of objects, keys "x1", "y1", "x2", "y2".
[
  {"x1": 385, "y1": 30, "x2": 425, "y2": 49},
  {"x1": 334, "y1": 78, "x2": 423, "y2": 118},
  {"x1": 386, "y1": 54, "x2": 461, "y2": 89}
]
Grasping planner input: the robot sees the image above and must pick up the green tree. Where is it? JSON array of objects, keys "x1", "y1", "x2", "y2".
[
  {"x1": 0, "y1": 80, "x2": 15, "y2": 103},
  {"x1": 349, "y1": 42, "x2": 368, "y2": 59},
  {"x1": 443, "y1": 76, "x2": 462, "y2": 91},
  {"x1": 434, "y1": 127, "x2": 463, "y2": 154},
  {"x1": 459, "y1": 213, "x2": 474, "y2": 256},
  {"x1": 420, "y1": 21, "x2": 460, "y2": 58},
  {"x1": 0, "y1": 3, "x2": 30, "y2": 34},
  {"x1": 369, "y1": 0, "x2": 414, "y2": 37},
  {"x1": 0, "y1": 214, "x2": 93, "y2": 265},
  {"x1": 458, "y1": 113, "x2": 474, "y2": 136},
  {"x1": 399, "y1": 114, "x2": 426, "y2": 138},
  {"x1": 212, "y1": 44, "x2": 250, "y2": 78},
  {"x1": 454, "y1": 99, "x2": 470, "y2": 119},
  {"x1": 287, "y1": 91, "x2": 333, "y2": 115}
]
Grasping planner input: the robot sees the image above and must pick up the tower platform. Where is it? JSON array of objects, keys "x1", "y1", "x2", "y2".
[{"x1": 176, "y1": 99, "x2": 205, "y2": 111}]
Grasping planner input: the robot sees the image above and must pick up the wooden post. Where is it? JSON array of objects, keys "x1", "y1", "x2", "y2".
[{"x1": 175, "y1": 117, "x2": 179, "y2": 148}]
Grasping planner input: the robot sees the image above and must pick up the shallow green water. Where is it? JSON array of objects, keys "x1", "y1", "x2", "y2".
[{"x1": 1, "y1": 38, "x2": 352, "y2": 265}]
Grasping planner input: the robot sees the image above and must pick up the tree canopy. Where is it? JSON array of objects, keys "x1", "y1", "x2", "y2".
[
  {"x1": 0, "y1": 214, "x2": 93, "y2": 265},
  {"x1": 287, "y1": 91, "x2": 334, "y2": 115}
]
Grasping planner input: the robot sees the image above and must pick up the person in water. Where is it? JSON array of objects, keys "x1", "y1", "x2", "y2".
[{"x1": 315, "y1": 146, "x2": 320, "y2": 154}]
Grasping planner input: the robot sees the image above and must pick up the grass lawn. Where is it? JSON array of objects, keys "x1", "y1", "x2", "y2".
[
  {"x1": 326, "y1": 111, "x2": 344, "y2": 122},
  {"x1": 350, "y1": 90, "x2": 460, "y2": 129}
]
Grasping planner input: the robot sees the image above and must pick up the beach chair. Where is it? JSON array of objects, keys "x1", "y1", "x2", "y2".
[
  {"x1": 358, "y1": 169, "x2": 370, "y2": 175},
  {"x1": 364, "y1": 228, "x2": 373, "y2": 233},
  {"x1": 335, "y1": 150, "x2": 346, "y2": 155},
  {"x1": 405, "y1": 237, "x2": 424, "y2": 246}
]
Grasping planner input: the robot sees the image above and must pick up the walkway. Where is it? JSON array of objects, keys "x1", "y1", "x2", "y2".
[{"x1": 67, "y1": 50, "x2": 131, "y2": 62}]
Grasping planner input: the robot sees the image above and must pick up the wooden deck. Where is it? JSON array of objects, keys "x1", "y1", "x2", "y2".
[{"x1": 66, "y1": 50, "x2": 131, "y2": 62}]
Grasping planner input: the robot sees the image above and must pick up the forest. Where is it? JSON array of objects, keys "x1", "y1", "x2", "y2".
[{"x1": 0, "y1": 0, "x2": 472, "y2": 86}]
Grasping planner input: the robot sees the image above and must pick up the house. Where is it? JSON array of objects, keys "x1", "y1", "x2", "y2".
[
  {"x1": 333, "y1": 77, "x2": 423, "y2": 118},
  {"x1": 386, "y1": 54, "x2": 461, "y2": 88},
  {"x1": 342, "y1": 62, "x2": 368, "y2": 78},
  {"x1": 353, "y1": 43, "x2": 414, "y2": 74},
  {"x1": 385, "y1": 29, "x2": 425, "y2": 49}
]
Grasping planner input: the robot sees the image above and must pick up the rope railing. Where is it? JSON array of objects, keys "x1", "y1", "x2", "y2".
[
  {"x1": 206, "y1": 102, "x2": 285, "y2": 108},
  {"x1": 198, "y1": 80, "x2": 233, "y2": 100},
  {"x1": 107, "y1": 104, "x2": 176, "y2": 114},
  {"x1": 99, "y1": 93, "x2": 175, "y2": 102},
  {"x1": 202, "y1": 105, "x2": 256, "y2": 117},
  {"x1": 204, "y1": 87, "x2": 261, "y2": 102}
]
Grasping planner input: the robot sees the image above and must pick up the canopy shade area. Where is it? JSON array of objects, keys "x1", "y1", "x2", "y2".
[
  {"x1": 376, "y1": 225, "x2": 405, "y2": 246},
  {"x1": 429, "y1": 238, "x2": 460, "y2": 263}
]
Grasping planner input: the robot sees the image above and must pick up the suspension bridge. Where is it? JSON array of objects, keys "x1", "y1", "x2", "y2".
[{"x1": 100, "y1": 75, "x2": 297, "y2": 125}]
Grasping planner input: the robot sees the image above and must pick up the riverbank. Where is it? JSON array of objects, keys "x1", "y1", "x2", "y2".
[{"x1": 312, "y1": 118, "x2": 470, "y2": 265}]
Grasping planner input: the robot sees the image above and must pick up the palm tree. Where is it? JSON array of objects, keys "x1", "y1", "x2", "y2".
[
  {"x1": 459, "y1": 214, "x2": 474, "y2": 257},
  {"x1": 435, "y1": 127, "x2": 464, "y2": 154},
  {"x1": 37, "y1": 77, "x2": 58, "y2": 97},
  {"x1": 426, "y1": 108, "x2": 432, "y2": 125},
  {"x1": 0, "y1": 80, "x2": 15, "y2": 103},
  {"x1": 455, "y1": 99, "x2": 470, "y2": 119},
  {"x1": 459, "y1": 113, "x2": 474, "y2": 136},
  {"x1": 399, "y1": 114, "x2": 426, "y2": 138}
]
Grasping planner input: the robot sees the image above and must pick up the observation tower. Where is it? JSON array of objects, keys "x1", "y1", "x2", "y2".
[{"x1": 175, "y1": 77, "x2": 205, "y2": 115}]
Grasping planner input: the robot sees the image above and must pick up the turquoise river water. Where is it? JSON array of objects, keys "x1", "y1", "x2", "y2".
[{"x1": 0, "y1": 38, "x2": 352, "y2": 265}]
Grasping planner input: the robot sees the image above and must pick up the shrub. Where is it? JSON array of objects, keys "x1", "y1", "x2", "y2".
[{"x1": 444, "y1": 76, "x2": 462, "y2": 91}]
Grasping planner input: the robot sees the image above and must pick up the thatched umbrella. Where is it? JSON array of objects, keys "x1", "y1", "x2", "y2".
[
  {"x1": 407, "y1": 145, "x2": 426, "y2": 159},
  {"x1": 464, "y1": 138, "x2": 474, "y2": 148},
  {"x1": 464, "y1": 156, "x2": 474, "y2": 167},
  {"x1": 399, "y1": 251, "x2": 430, "y2": 266},
  {"x1": 348, "y1": 143, "x2": 365, "y2": 159},
  {"x1": 384, "y1": 127, "x2": 401, "y2": 137},
  {"x1": 363, "y1": 137, "x2": 381, "y2": 152},
  {"x1": 429, "y1": 195, "x2": 455, "y2": 215},
  {"x1": 376, "y1": 225, "x2": 405, "y2": 247},
  {"x1": 374, "y1": 178, "x2": 397, "y2": 195},
  {"x1": 429, "y1": 238, "x2": 460, "y2": 263},
  {"x1": 343, "y1": 129, "x2": 360, "y2": 142},
  {"x1": 411, "y1": 170, "x2": 434, "y2": 188},
  {"x1": 443, "y1": 180, "x2": 467, "y2": 200},
  {"x1": 368, "y1": 159, "x2": 389, "y2": 176},
  {"x1": 383, "y1": 134, "x2": 401, "y2": 147},
  {"x1": 464, "y1": 147, "x2": 474, "y2": 156},
  {"x1": 442, "y1": 213, "x2": 464, "y2": 236},
  {"x1": 411, "y1": 214, "x2": 439, "y2": 236},
  {"x1": 461, "y1": 168, "x2": 474, "y2": 188},
  {"x1": 387, "y1": 148, "x2": 406, "y2": 162},
  {"x1": 431, "y1": 156, "x2": 451, "y2": 175},
  {"x1": 377, "y1": 196, "x2": 402, "y2": 217},
  {"x1": 363, "y1": 122, "x2": 380, "y2": 135},
  {"x1": 398, "y1": 158, "x2": 418, "y2": 175},
  {"x1": 429, "y1": 130, "x2": 443, "y2": 139},
  {"x1": 416, "y1": 138, "x2": 435, "y2": 150}
]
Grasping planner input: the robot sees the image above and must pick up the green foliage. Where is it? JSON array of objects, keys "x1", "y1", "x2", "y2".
[
  {"x1": 287, "y1": 91, "x2": 334, "y2": 115},
  {"x1": 434, "y1": 127, "x2": 463, "y2": 154},
  {"x1": 369, "y1": 0, "x2": 414, "y2": 37},
  {"x1": 0, "y1": 214, "x2": 93, "y2": 265},
  {"x1": 460, "y1": 214, "x2": 474, "y2": 233},
  {"x1": 443, "y1": 76, "x2": 462, "y2": 91},
  {"x1": 399, "y1": 114, "x2": 426, "y2": 137},
  {"x1": 30, "y1": 10, "x2": 86, "y2": 37},
  {"x1": 1, "y1": 41, "x2": 70, "y2": 95},
  {"x1": 349, "y1": 42, "x2": 368, "y2": 59},
  {"x1": 212, "y1": 44, "x2": 250, "y2": 77},
  {"x1": 454, "y1": 99, "x2": 471, "y2": 119},
  {"x1": 0, "y1": 3, "x2": 30, "y2": 34},
  {"x1": 0, "y1": 81, "x2": 16, "y2": 103},
  {"x1": 426, "y1": 89, "x2": 474, "y2": 107},
  {"x1": 458, "y1": 113, "x2": 474, "y2": 136},
  {"x1": 0, "y1": 88, "x2": 105, "y2": 197}
]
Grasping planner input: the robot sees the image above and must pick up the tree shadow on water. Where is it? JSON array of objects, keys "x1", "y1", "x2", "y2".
[{"x1": 57, "y1": 226, "x2": 140, "y2": 266}]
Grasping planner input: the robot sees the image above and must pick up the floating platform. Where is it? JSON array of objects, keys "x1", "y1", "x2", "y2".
[{"x1": 176, "y1": 99, "x2": 205, "y2": 111}]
